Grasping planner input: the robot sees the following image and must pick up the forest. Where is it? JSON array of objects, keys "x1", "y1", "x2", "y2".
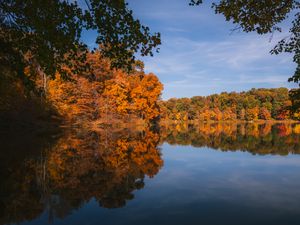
[
  {"x1": 160, "y1": 88, "x2": 300, "y2": 122},
  {"x1": 1, "y1": 0, "x2": 300, "y2": 129},
  {"x1": 0, "y1": 50, "x2": 163, "y2": 129},
  {"x1": 1, "y1": 55, "x2": 300, "y2": 130},
  {"x1": 2, "y1": 2, "x2": 300, "y2": 224}
]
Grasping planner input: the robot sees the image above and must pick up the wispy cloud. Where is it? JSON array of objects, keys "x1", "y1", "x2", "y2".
[
  {"x1": 143, "y1": 32, "x2": 296, "y2": 99},
  {"x1": 98, "y1": 0, "x2": 298, "y2": 99}
]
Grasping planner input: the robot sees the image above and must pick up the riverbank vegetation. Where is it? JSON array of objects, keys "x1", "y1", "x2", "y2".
[
  {"x1": 1, "y1": 1, "x2": 300, "y2": 130},
  {"x1": 2, "y1": 65, "x2": 300, "y2": 131},
  {"x1": 0, "y1": 50, "x2": 163, "y2": 129},
  {"x1": 160, "y1": 88, "x2": 300, "y2": 122},
  {"x1": 0, "y1": 0, "x2": 162, "y2": 130}
]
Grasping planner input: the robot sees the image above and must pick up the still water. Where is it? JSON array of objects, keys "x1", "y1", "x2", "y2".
[{"x1": 1, "y1": 122, "x2": 300, "y2": 225}]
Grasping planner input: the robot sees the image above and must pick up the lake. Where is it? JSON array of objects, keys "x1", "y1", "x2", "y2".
[{"x1": 1, "y1": 122, "x2": 300, "y2": 225}]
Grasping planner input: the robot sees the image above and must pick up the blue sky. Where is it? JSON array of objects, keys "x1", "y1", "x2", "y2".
[{"x1": 83, "y1": 0, "x2": 298, "y2": 100}]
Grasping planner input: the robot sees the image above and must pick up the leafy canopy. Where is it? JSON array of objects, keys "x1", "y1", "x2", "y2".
[
  {"x1": 0, "y1": 0, "x2": 161, "y2": 84},
  {"x1": 190, "y1": 0, "x2": 300, "y2": 86}
]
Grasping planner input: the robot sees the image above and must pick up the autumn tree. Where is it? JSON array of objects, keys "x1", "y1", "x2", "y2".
[
  {"x1": 103, "y1": 70, "x2": 131, "y2": 116},
  {"x1": 129, "y1": 73, "x2": 163, "y2": 120},
  {"x1": 259, "y1": 107, "x2": 272, "y2": 120},
  {"x1": 1, "y1": 1, "x2": 163, "y2": 128},
  {"x1": 245, "y1": 107, "x2": 259, "y2": 121},
  {"x1": 289, "y1": 88, "x2": 300, "y2": 119},
  {"x1": 160, "y1": 88, "x2": 295, "y2": 122},
  {"x1": 47, "y1": 50, "x2": 163, "y2": 125}
]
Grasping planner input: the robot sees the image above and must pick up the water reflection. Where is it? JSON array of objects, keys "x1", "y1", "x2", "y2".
[
  {"x1": 161, "y1": 122, "x2": 300, "y2": 155},
  {"x1": 0, "y1": 128, "x2": 163, "y2": 225},
  {"x1": 1, "y1": 122, "x2": 300, "y2": 225}
]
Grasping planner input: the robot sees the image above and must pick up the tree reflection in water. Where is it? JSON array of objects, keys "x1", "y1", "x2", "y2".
[
  {"x1": 1, "y1": 122, "x2": 300, "y2": 224},
  {"x1": 160, "y1": 122, "x2": 300, "y2": 155},
  {"x1": 0, "y1": 128, "x2": 163, "y2": 224}
]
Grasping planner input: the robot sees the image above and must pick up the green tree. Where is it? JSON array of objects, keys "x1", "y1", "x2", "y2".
[{"x1": 289, "y1": 88, "x2": 300, "y2": 118}]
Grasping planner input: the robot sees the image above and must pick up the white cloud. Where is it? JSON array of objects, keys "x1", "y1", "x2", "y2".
[
  {"x1": 142, "y1": 32, "x2": 296, "y2": 99},
  {"x1": 125, "y1": 0, "x2": 297, "y2": 99}
]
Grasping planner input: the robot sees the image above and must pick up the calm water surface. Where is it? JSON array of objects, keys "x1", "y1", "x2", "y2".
[{"x1": 1, "y1": 123, "x2": 300, "y2": 225}]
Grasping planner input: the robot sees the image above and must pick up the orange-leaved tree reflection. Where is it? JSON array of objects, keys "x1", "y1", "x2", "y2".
[
  {"x1": 160, "y1": 122, "x2": 300, "y2": 155},
  {"x1": 0, "y1": 128, "x2": 163, "y2": 224}
]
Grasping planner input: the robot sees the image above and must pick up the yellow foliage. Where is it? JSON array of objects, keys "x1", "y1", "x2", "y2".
[
  {"x1": 46, "y1": 51, "x2": 163, "y2": 124},
  {"x1": 294, "y1": 124, "x2": 300, "y2": 134}
]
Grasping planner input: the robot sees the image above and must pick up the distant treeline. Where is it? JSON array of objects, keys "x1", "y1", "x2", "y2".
[{"x1": 160, "y1": 88, "x2": 300, "y2": 121}]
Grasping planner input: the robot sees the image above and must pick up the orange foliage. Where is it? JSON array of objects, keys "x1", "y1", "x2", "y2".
[
  {"x1": 245, "y1": 107, "x2": 259, "y2": 121},
  {"x1": 40, "y1": 128, "x2": 163, "y2": 207},
  {"x1": 47, "y1": 51, "x2": 163, "y2": 124},
  {"x1": 130, "y1": 73, "x2": 163, "y2": 120},
  {"x1": 160, "y1": 122, "x2": 300, "y2": 155},
  {"x1": 160, "y1": 88, "x2": 296, "y2": 122},
  {"x1": 259, "y1": 107, "x2": 272, "y2": 120}
]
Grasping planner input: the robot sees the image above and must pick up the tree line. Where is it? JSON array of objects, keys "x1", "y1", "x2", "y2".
[
  {"x1": 160, "y1": 88, "x2": 300, "y2": 122},
  {"x1": 1, "y1": 1, "x2": 300, "y2": 128}
]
